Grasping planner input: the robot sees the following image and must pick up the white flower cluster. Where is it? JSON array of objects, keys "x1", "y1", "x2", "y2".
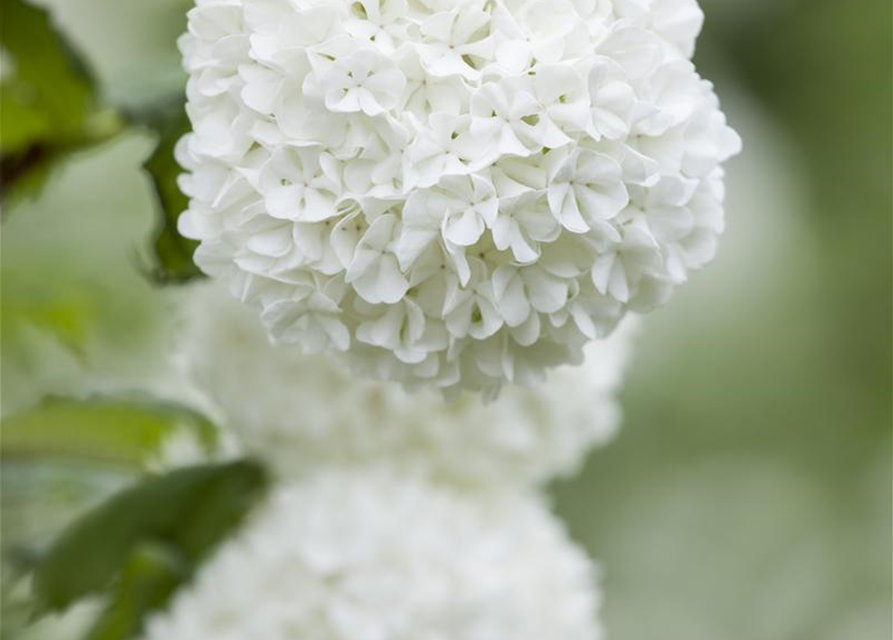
[
  {"x1": 178, "y1": 0, "x2": 740, "y2": 393},
  {"x1": 177, "y1": 283, "x2": 636, "y2": 487},
  {"x1": 141, "y1": 469, "x2": 601, "y2": 640}
]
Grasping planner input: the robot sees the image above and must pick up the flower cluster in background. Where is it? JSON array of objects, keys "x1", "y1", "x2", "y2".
[
  {"x1": 178, "y1": 0, "x2": 740, "y2": 393},
  {"x1": 139, "y1": 278, "x2": 636, "y2": 637},
  {"x1": 140, "y1": 275, "x2": 637, "y2": 637},
  {"x1": 176, "y1": 283, "x2": 637, "y2": 488},
  {"x1": 141, "y1": 469, "x2": 601, "y2": 640}
]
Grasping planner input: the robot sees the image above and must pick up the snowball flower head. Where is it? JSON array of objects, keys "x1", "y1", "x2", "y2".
[
  {"x1": 141, "y1": 469, "x2": 601, "y2": 640},
  {"x1": 177, "y1": 283, "x2": 637, "y2": 487},
  {"x1": 178, "y1": 0, "x2": 739, "y2": 393}
]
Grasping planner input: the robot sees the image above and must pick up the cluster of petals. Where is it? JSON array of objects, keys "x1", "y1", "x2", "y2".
[
  {"x1": 178, "y1": 0, "x2": 740, "y2": 392},
  {"x1": 140, "y1": 468, "x2": 602, "y2": 640},
  {"x1": 177, "y1": 282, "x2": 637, "y2": 488}
]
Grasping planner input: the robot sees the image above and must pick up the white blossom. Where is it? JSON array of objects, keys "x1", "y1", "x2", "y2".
[
  {"x1": 140, "y1": 469, "x2": 602, "y2": 640},
  {"x1": 178, "y1": 0, "x2": 739, "y2": 393},
  {"x1": 175, "y1": 283, "x2": 638, "y2": 488}
]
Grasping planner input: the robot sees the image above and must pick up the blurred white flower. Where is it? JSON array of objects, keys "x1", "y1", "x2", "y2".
[
  {"x1": 176, "y1": 283, "x2": 638, "y2": 488},
  {"x1": 141, "y1": 468, "x2": 602, "y2": 640},
  {"x1": 178, "y1": 0, "x2": 739, "y2": 393}
]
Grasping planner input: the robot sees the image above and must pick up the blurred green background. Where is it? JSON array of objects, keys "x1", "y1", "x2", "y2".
[{"x1": 1, "y1": 0, "x2": 890, "y2": 639}]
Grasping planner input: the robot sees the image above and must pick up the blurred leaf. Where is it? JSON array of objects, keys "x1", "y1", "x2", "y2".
[
  {"x1": 0, "y1": 0, "x2": 122, "y2": 204},
  {"x1": 83, "y1": 542, "x2": 186, "y2": 640},
  {"x1": 140, "y1": 97, "x2": 203, "y2": 283},
  {"x1": 0, "y1": 397, "x2": 218, "y2": 467},
  {"x1": 1, "y1": 459, "x2": 137, "y2": 569},
  {"x1": 0, "y1": 0, "x2": 94, "y2": 151},
  {"x1": 1, "y1": 286, "x2": 96, "y2": 359},
  {"x1": 32, "y1": 461, "x2": 267, "y2": 617}
]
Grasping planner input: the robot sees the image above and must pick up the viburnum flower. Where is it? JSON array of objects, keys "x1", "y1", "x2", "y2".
[
  {"x1": 140, "y1": 469, "x2": 602, "y2": 640},
  {"x1": 178, "y1": 0, "x2": 740, "y2": 393},
  {"x1": 175, "y1": 283, "x2": 637, "y2": 488}
]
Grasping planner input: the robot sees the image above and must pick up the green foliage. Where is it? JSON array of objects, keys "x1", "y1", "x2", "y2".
[
  {"x1": 83, "y1": 542, "x2": 186, "y2": 640},
  {"x1": 0, "y1": 397, "x2": 218, "y2": 467},
  {"x1": 0, "y1": 134, "x2": 182, "y2": 413},
  {"x1": 0, "y1": 0, "x2": 201, "y2": 281},
  {"x1": 0, "y1": 0, "x2": 120, "y2": 204},
  {"x1": 0, "y1": 281, "x2": 96, "y2": 359},
  {"x1": 32, "y1": 461, "x2": 267, "y2": 638},
  {"x1": 0, "y1": 0, "x2": 94, "y2": 152},
  {"x1": 0, "y1": 4, "x2": 246, "y2": 636},
  {"x1": 141, "y1": 101, "x2": 203, "y2": 283}
]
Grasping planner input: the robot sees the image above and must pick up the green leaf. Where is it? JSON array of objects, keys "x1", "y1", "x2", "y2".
[
  {"x1": 0, "y1": 396, "x2": 218, "y2": 468},
  {"x1": 1, "y1": 459, "x2": 137, "y2": 576},
  {"x1": 0, "y1": 0, "x2": 121, "y2": 204},
  {"x1": 82, "y1": 542, "x2": 187, "y2": 640},
  {"x1": 0, "y1": 284, "x2": 96, "y2": 359},
  {"x1": 32, "y1": 461, "x2": 267, "y2": 617},
  {"x1": 0, "y1": 0, "x2": 94, "y2": 152},
  {"x1": 141, "y1": 97, "x2": 203, "y2": 283}
]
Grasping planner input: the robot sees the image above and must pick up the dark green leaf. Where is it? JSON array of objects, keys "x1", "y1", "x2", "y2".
[
  {"x1": 32, "y1": 461, "x2": 267, "y2": 615},
  {"x1": 0, "y1": 0, "x2": 121, "y2": 204},
  {"x1": 83, "y1": 542, "x2": 187, "y2": 640},
  {"x1": 141, "y1": 97, "x2": 203, "y2": 283},
  {"x1": 0, "y1": 396, "x2": 218, "y2": 468},
  {"x1": 0, "y1": 0, "x2": 94, "y2": 151}
]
